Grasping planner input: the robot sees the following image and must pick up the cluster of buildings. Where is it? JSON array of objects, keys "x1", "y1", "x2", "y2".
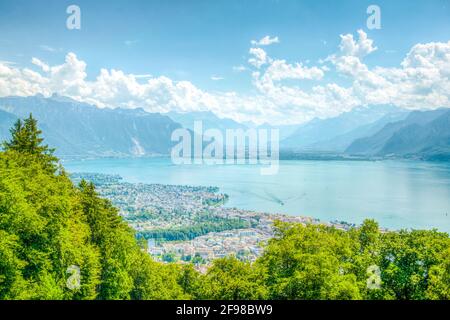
[
  {"x1": 149, "y1": 228, "x2": 269, "y2": 263},
  {"x1": 71, "y1": 172, "x2": 354, "y2": 267}
]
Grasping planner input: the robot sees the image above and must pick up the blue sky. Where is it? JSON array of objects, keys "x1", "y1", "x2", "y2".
[{"x1": 1, "y1": 0, "x2": 450, "y2": 124}]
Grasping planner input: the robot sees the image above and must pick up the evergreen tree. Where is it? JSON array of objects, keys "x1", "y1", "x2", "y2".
[{"x1": 2, "y1": 114, "x2": 57, "y2": 171}]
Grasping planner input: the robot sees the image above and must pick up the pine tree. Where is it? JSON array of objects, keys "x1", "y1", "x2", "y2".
[
  {"x1": 3, "y1": 114, "x2": 57, "y2": 170},
  {"x1": 2, "y1": 119, "x2": 26, "y2": 152}
]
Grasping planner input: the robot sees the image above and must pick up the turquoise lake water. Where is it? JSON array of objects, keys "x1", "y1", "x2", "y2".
[{"x1": 64, "y1": 158, "x2": 450, "y2": 233}]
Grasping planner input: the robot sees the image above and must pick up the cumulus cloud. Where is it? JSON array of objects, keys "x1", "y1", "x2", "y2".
[
  {"x1": 251, "y1": 57, "x2": 326, "y2": 108},
  {"x1": 264, "y1": 60, "x2": 324, "y2": 81},
  {"x1": 339, "y1": 29, "x2": 377, "y2": 57},
  {"x1": 0, "y1": 53, "x2": 274, "y2": 122},
  {"x1": 327, "y1": 32, "x2": 450, "y2": 109},
  {"x1": 1, "y1": 30, "x2": 450, "y2": 125},
  {"x1": 31, "y1": 57, "x2": 50, "y2": 72},
  {"x1": 132, "y1": 73, "x2": 153, "y2": 79},
  {"x1": 251, "y1": 35, "x2": 280, "y2": 46},
  {"x1": 248, "y1": 48, "x2": 270, "y2": 69}
]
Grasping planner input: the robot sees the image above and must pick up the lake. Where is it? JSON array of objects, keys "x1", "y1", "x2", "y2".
[{"x1": 63, "y1": 158, "x2": 450, "y2": 233}]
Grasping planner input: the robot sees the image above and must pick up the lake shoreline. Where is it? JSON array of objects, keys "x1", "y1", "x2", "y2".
[{"x1": 64, "y1": 157, "x2": 450, "y2": 233}]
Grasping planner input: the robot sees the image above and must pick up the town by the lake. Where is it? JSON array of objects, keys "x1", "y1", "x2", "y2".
[{"x1": 71, "y1": 172, "x2": 355, "y2": 270}]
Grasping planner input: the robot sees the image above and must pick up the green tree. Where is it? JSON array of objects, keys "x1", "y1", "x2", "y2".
[
  {"x1": 259, "y1": 222, "x2": 361, "y2": 300},
  {"x1": 196, "y1": 256, "x2": 268, "y2": 300},
  {"x1": 0, "y1": 149, "x2": 101, "y2": 299},
  {"x1": 379, "y1": 229, "x2": 450, "y2": 299},
  {"x1": 350, "y1": 220, "x2": 385, "y2": 299},
  {"x1": 177, "y1": 264, "x2": 201, "y2": 298},
  {"x1": 2, "y1": 114, "x2": 57, "y2": 171},
  {"x1": 358, "y1": 219, "x2": 380, "y2": 251},
  {"x1": 426, "y1": 248, "x2": 450, "y2": 299}
]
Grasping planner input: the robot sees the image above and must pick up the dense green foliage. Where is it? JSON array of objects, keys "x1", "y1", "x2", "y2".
[
  {"x1": 176, "y1": 221, "x2": 449, "y2": 300},
  {"x1": 0, "y1": 115, "x2": 186, "y2": 300},
  {"x1": 0, "y1": 116, "x2": 449, "y2": 300},
  {"x1": 256, "y1": 221, "x2": 450, "y2": 300}
]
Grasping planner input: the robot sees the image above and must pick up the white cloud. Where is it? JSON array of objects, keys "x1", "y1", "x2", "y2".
[
  {"x1": 132, "y1": 73, "x2": 153, "y2": 79},
  {"x1": 329, "y1": 32, "x2": 450, "y2": 109},
  {"x1": 232, "y1": 65, "x2": 246, "y2": 72},
  {"x1": 251, "y1": 35, "x2": 280, "y2": 46},
  {"x1": 0, "y1": 60, "x2": 16, "y2": 66},
  {"x1": 264, "y1": 59, "x2": 324, "y2": 81},
  {"x1": 248, "y1": 48, "x2": 269, "y2": 68},
  {"x1": 31, "y1": 57, "x2": 50, "y2": 72},
  {"x1": 339, "y1": 29, "x2": 377, "y2": 57},
  {"x1": 211, "y1": 75, "x2": 224, "y2": 81},
  {"x1": 1, "y1": 31, "x2": 450, "y2": 125},
  {"x1": 39, "y1": 45, "x2": 58, "y2": 52}
]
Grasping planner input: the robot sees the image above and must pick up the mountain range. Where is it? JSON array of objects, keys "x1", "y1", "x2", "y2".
[
  {"x1": 0, "y1": 94, "x2": 449, "y2": 161},
  {"x1": 0, "y1": 95, "x2": 181, "y2": 157},
  {"x1": 166, "y1": 111, "x2": 246, "y2": 134},
  {"x1": 166, "y1": 111, "x2": 299, "y2": 141},
  {"x1": 346, "y1": 108, "x2": 450, "y2": 160},
  {"x1": 281, "y1": 105, "x2": 407, "y2": 152}
]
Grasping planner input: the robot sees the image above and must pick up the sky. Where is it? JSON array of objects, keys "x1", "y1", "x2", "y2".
[{"x1": 0, "y1": 0, "x2": 450, "y2": 124}]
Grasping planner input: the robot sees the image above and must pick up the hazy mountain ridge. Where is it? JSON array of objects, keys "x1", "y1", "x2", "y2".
[
  {"x1": 0, "y1": 95, "x2": 181, "y2": 157},
  {"x1": 166, "y1": 111, "x2": 247, "y2": 134},
  {"x1": 346, "y1": 108, "x2": 450, "y2": 160},
  {"x1": 280, "y1": 105, "x2": 403, "y2": 151},
  {"x1": 1, "y1": 95, "x2": 449, "y2": 161},
  {"x1": 305, "y1": 111, "x2": 410, "y2": 152},
  {"x1": 0, "y1": 109, "x2": 18, "y2": 141}
]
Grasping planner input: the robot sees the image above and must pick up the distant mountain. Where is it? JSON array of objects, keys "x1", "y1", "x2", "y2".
[
  {"x1": 306, "y1": 111, "x2": 410, "y2": 152},
  {"x1": 0, "y1": 95, "x2": 181, "y2": 157},
  {"x1": 4, "y1": 95, "x2": 448, "y2": 161},
  {"x1": 346, "y1": 108, "x2": 450, "y2": 160},
  {"x1": 281, "y1": 105, "x2": 402, "y2": 151},
  {"x1": 0, "y1": 109, "x2": 18, "y2": 142},
  {"x1": 256, "y1": 123, "x2": 301, "y2": 141}
]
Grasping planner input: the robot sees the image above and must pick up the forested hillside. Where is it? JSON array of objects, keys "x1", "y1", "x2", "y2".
[{"x1": 0, "y1": 115, "x2": 185, "y2": 299}]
